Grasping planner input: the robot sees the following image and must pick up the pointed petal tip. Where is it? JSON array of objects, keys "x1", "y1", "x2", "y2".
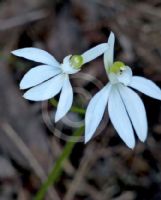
[
  {"x1": 23, "y1": 93, "x2": 30, "y2": 100},
  {"x1": 139, "y1": 128, "x2": 147, "y2": 142},
  {"x1": 20, "y1": 82, "x2": 26, "y2": 90},
  {"x1": 84, "y1": 130, "x2": 91, "y2": 144},
  {"x1": 11, "y1": 49, "x2": 24, "y2": 56},
  {"x1": 84, "y1": 141, "x2": 88, "y2": 145},
  {"x1": 55, "y1": 115, "x2": 61, "y2": 123},
  {"x1": 55, "y1": 119, "x2": 59, "y2": 123},
  {"x1": 11, "y1": 50, "x2": 16, "y2": 55},
  {"x1": 124, "y1": 135, "x2": 136, "y2": 149},
  {"x1": 84, "y1": 137, "x2": 90, "y2": 144},
  {"x1": 108, "y1": 31, "x2": 115, "y2": 41},
  {"x1": 139, "y1": 135, "x2": 147, "y2": 143},
  {"x1": 127, "y1": 141, "x2": 135, "y2": 150},
  {"x1": 19, "y1": 84, "x2": 23, "y2": 90},
  {"x1": 23, "y1": 93, "x2": 38, "y2": 101},
  {"x1": 129, "y1": 146, "x2": 135, "y2": 150},
  {"x1": 22, "y1": 93, "x2": 27, "y2": 99},
  {"x1": 110, "y1": 31, "x2": 115, "y2": 37},
  {"x1": 20, "y1": 86, "x2": 28, "y2": 90}
]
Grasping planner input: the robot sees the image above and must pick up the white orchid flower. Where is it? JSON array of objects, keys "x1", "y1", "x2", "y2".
[
  {"x1": 85, "y1": 32, "x2": 161, "y2": 148},
  {"x1": 12, "y1": 44, "x2": 108, "y2": 122}
]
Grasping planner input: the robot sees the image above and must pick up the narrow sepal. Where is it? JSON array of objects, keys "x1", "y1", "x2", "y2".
[
  {"x1": 108, "y1": 85, "x2": 135, "y2": 149},
  {"x1": 119, "y1": 85, "x2": 147, "y2": 142},
  {"x1": 23, "y1": 74, "x2": 65, "y2": 101},
  {"x1": 12, "y1": 48, "x2": 60, "y2": 66},
  {"x1": 85, "y1": 83, "x2": 111, "y2": 143},
  {"x1": 55, "y1": 75, "x2": 73, "y2": 122},
  {"x1": 20, "y1": 65, "x2": 61, "y2": 89}
]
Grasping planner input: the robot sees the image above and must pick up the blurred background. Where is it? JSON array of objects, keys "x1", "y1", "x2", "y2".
[{"x1": 0, "y1": 0, "x2": 161, "y2": 199}]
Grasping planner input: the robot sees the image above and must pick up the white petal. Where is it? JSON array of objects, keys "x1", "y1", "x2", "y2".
[
  {"x1": 55, "y1": 75, "x2": 73, "y2": 122},
  {"x1": 117, "y1": 66, "x2": 132, "y2": 85},
  {"x1": 12, "y1": 48, "x2": 60, "y2": 67},
  {"x1": 108, "y1": 85, "x2": 135, "y2": 148},
  {"x1": 82, "y1": 43, "x2": 108, "y2": 64},
  {"x1": 20, "y1": 65, "x2": 61, "y2": 89},
  {"x1": 23, "y1": 74, "x2": 65, "y2": 101},
  {"x1": 118, "y1": 85, "x2": 147, "y2": 142},
  {"x1": 129, "y1": 76, "x2": 161, "y2": 100},
  {"x1": 104, "y1": 32, "x2": 115, "y2": 71},
  {"x1": 85, "y1": 83, "x2": 112, "y2": 143}
]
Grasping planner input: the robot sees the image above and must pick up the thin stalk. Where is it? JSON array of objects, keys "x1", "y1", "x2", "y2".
[{"x1": 34, "y1": 126, "x2": 84, "y2": 200}]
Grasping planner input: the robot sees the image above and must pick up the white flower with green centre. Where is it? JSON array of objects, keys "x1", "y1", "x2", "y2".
[
  {"x1": 85, "y1": 32, "x2": 161, "y2": 148},
  {"x1": 12, "y1": 44, "x2": 108, "y2": 122}
]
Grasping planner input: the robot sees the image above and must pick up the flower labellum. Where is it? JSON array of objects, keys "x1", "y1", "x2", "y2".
[
  {"x1": 85, "y1": 32, "x2": 161, "y2": 149},
  {"x1": 109, "y1": 61, "x2": 125, "y2": 74},
  {"x1": 12, "y1": 43, "x2": 108, "y2": 122},
  {"x1": 70, "y1": 55, "x2": 84, "y2": 69}
]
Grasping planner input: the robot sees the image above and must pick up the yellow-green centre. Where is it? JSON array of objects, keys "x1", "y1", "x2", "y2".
[
  {"x1": 109, "y1": 61, "x2": 126, "y2": 74},
  {"x1": 70, "y1": 55, "x2": 84, "y2": 69}
]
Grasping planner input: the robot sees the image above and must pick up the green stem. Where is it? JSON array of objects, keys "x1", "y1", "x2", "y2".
[
  {"x1": 50, "y1": 99, "x2": 85, "y2": 115},
  {"x1": 34, "y1": 126, "x2": 84, "y2": 200}
]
